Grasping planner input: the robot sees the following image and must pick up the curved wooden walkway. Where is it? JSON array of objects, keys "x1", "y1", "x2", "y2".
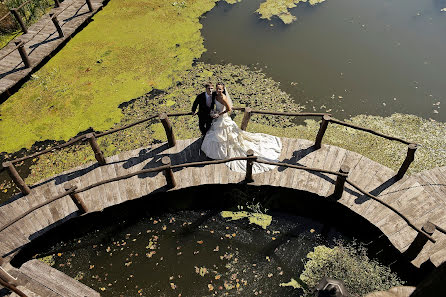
[
  {"x1": 0, "y1": 137, "x2": 445, "y2": 272},
  {"x1": 0, "y1": 0, "x2": 104, "y2": 98}
]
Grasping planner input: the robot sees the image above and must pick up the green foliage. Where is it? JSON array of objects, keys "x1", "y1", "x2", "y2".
[
  {"x1": 0, "y1": 0, "x2": 218, "y2": 153},
  {"x1": 297, "y1": 243, "x2": 404, "y2": 297}
]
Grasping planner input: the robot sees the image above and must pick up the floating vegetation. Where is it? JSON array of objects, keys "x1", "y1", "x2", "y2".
[
  {"x1": 19, "y1": 63, "x2": 445, "y2": 187},
  {"x1": 256, "y1": 0, "x2": 326, "y2": 24},
  {"x1": 294, "y1": 244, "x2": 404, "y2": 297},
  {"x1": 24, "y1": 63, "x2": 303, "y2": 185},
  {"x1": 221, "y1": 211, "x2": 272, "y2": 229},
  {"x1": 0, "y1": 0, "x2": 219, "y2": 153}
]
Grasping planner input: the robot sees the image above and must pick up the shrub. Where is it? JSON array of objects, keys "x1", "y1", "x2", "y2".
[{"x1": 299, "y1": 243, "x2": 404, "y2": 297}]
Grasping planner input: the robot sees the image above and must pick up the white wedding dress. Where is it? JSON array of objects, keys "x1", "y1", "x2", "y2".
[{"x1": 201, "y1": 101, "x2": 282, "y2": 173}]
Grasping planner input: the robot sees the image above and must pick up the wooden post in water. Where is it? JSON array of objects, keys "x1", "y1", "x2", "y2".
[
  {"x1": 241, "y1": 107, "x2": 252, "y2": 131},
  {"x1": 10, "y1": 8, "x2": 27, "y2": 34},
  {"x1": 50, "y1": 13, "x2": 63, "y2": 38},
  {"x1": 245, "y1": 149, "x2": 255, "y2": 183},
  {"x1": 86, "y1": 133, "x2": 106, "y2": 165},
  {"x1": 314, "y1": 114, "x2": 331, "y2": 149},
  {"x1": 159, "y1": 113, "x2": 176, "y2": 148},
  {"x1": 2, "y1": 162, "x2": 31, "y2": 195},
  {"x1": 85, "y1": 0, "x2": 93, "y2": 12},
  {"x1": 162, "y1": 156, "x2": 176, "y2": 189},
  {"x1": 332, "y1": 165, "x2": 349, "y2": 200},
  {"x1": 396, "y1": 143, "x2": 418, "y2": 180},
  {"x1": 64, "y1": 183, "x2": 88, "y2": 214},
  {"x1": 14, "y1": 41, "x2": 30, "y2": 68}
]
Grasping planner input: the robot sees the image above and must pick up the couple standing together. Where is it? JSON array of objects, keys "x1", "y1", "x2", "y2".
[{"x1": 191, "y1": 82, "x2": 282, "y2": 174}]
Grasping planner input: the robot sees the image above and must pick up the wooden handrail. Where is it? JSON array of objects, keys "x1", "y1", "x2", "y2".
[
  {"x1": 0, "y1": 11, "x2": 12, "y2": 23},
  {"x1": 255, "y1": 159, "x2": 348, "y2": 177},
  {"x1": 329, "y1": 117, "x2": 412, "y2": 145},
  {"x1": 345, "y1": 180, "x2": 436, "y2": 243},
  {"x1": 11, "y1": 134, "x2": 87, "y2": 164},
  {"x1": 251, "y1": 110, "x2": 327, "y2": 117}
]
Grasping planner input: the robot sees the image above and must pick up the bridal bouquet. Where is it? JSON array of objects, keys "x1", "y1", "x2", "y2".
[{"x1": 210, "y1": 110, "x2": 219, "y2": 119}]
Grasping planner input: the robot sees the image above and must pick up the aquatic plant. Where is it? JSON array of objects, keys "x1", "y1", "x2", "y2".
[
  {"x1": 0, "y1": 0, "x2": 218, "y2": 153},
  {"x1": 289, "y1": 243, "x2": 404, "y2": 297},
  {"x1": 256, "y1": 0, "x2": 326, "y2": 24}
]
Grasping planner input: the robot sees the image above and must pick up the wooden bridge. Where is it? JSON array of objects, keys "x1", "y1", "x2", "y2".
[
  {"x1": 0, "y1": 0, "x2": 105, "y2": 98},
  {"x1": 0, "y1": 109, "x2": 445, "y2": 296}
]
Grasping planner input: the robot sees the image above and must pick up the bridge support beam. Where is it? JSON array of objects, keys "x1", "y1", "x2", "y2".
[
  {"x1": 241, "y1": 107, "x2": 252, "y2": 131},
  {"x1": 162, "y1": 156, "x2": 176, "y2": 189},
  {"x1": 245, "y1": 149, "x2": 255, "y2": 183},
  {"x1": 332, "y1": 165, "x2": 349, "y2": 200},
  {"x1": 64, "y1": 183, "x2": 88, "y2": 214},
  {"x1": 314, "y1": 114, "x2": 331, "y2": 149},
  {"x1": 160, "y1": 113, "x2": 176, "y2": 148},
  {"x1": 14, "y1": 41, "x2": 31, "y2": 68},
  {"x1": 396, "y1": 143, "x2": 418, "y2": 180},
  {"x1": 404, "y1": 221, "x2": 436, "y2": 261},
  {"x1": 50, "y1": 13, "x2": 64, "y2": 38},
  {"x1": 86, "y1": 133, "x2": 106, "y2": 165},
  {"x1": 2, "y1": 162, "x2": 31, "y2": 195},
  {"x1": 10, "y1": 8, "x2": 27, "y2": 34}
]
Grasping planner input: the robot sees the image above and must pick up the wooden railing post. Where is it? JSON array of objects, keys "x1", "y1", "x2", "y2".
[
  {"x1": 314, "y1": 114, "x2": 331, "y2": 149},
  {"x1": 2, "y1": 162, "x2": 31, "y2": 195},
  {"x1": 85, "y1": 0, "x2": 93, "y2": 12},
  {"x1": 86, "y1": 133, "x2": 106, "y2": 165},
  {"x1": 162, "y1": 156, "x2": 176, "y2": 189},
  {"x1": 10, "y1": 8, "x2": 27, "y2": 34},
  {"x1": 240, "y1": 107, "x2": 252, "y2": 131},
  {"x1": 49, "y1": 13, "x2": 63, "y2": 38},
  {"x1": 396, "y1": 143, "x2": 417, "y2": 180},
  {"x1": 64, "y1": 183, "x2": 88, "y2": 214},
  {"x1": 159, "y1": 113, "x2": 176, "y2": 147},
  {"x1": 54, "y1": 0, "x2": 60, "y2": 8},
  {"x1": 404, "y1": 221, "x2": 436, "y2": 260},
  {"x1": 331, "y1": 165, "x2": 349, "y2": 200},
  {"x1": 245, "y1": 149, "x2": 255, "y2": 183},
  {"x1": 14, "y1": 41, "x2": 30, "y2": 68}
]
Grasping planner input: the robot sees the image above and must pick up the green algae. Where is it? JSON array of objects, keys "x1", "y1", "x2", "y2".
[
  {"x1": 24, "y1": 63, "x2": 302, "y2": 185},
  {"x1": 256, "y1": 0, "x2": 326, "y2": 24},
  {"x1": 23, "y1": 64, "x2": 445, "y2": 187},
  {"x1": 0, "y1": 0, "x2": 218, "y2": 153},
  {"x1": 221, "y1": 210, "x2": 272, "y2": 229}
]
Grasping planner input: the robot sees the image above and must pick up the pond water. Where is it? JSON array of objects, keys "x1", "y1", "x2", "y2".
[
  {"x1": 14, "y1": 186, "x2": 414, "y2": 297},
  {"x1": 200, "y1": 0, "x2": 446, "y2": 121}
]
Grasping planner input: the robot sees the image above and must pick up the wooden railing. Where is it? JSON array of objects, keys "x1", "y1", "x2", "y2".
[
  {"x1": 0, "y1": 107, "x2": 441, "y2": 296},
  {"x1": 1, "y1": 108, "x2": 418, "y2": 197},
  {"x1": 0, "y1": 150, "x2": 439, "y2": 243},
  {"x1": 0, "y1": 0, "x2": 96, "y2": 65}
]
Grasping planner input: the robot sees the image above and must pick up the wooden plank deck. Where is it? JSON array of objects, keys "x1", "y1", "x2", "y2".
[
  {"x1": 0, "y1": 138, "x2": 445, "y2": 295},
  {"x1": 0, "y1": 0, "x2": 105, "y2": 97}
]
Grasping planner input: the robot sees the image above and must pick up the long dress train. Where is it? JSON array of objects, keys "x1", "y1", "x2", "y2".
[{"x1": 201, "y1": 101, "x2": 282, "y2": 173}]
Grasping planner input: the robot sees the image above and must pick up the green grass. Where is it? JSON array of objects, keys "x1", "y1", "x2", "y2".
[{"x1": 0, "y1": 0, "x2": 217, "y2": 153}]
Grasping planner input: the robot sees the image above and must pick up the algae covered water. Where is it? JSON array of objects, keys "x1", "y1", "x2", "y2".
[{"x1": 200, "y1": 0, "x2": 446, "y2": 121}]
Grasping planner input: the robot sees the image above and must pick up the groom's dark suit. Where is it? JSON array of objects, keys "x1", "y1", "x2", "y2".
[{"x1": 192, "y1": 91, "x2": 216, "y2": 135}]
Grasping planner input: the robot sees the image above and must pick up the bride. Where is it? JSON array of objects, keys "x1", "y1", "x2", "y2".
[{"x1": 201, "y1": 82, "x2": 282, "y2": 173}]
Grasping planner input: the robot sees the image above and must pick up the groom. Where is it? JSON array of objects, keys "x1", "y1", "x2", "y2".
[{"x1": 192, "y1": 82, "x2": 216, "y2": 135}]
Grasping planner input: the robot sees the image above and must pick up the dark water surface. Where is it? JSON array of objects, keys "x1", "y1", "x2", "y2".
[
  {"x1": 14, "y1": 186, "x2": 417, "y2": 297},
  {"x1": 200, "y1": 0, "x2": 446, "y2": 121}
]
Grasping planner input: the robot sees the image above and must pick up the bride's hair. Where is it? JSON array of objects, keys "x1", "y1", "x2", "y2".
[{"x1": 216, "y1": 82, "x2": 226, "y2": 94}]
